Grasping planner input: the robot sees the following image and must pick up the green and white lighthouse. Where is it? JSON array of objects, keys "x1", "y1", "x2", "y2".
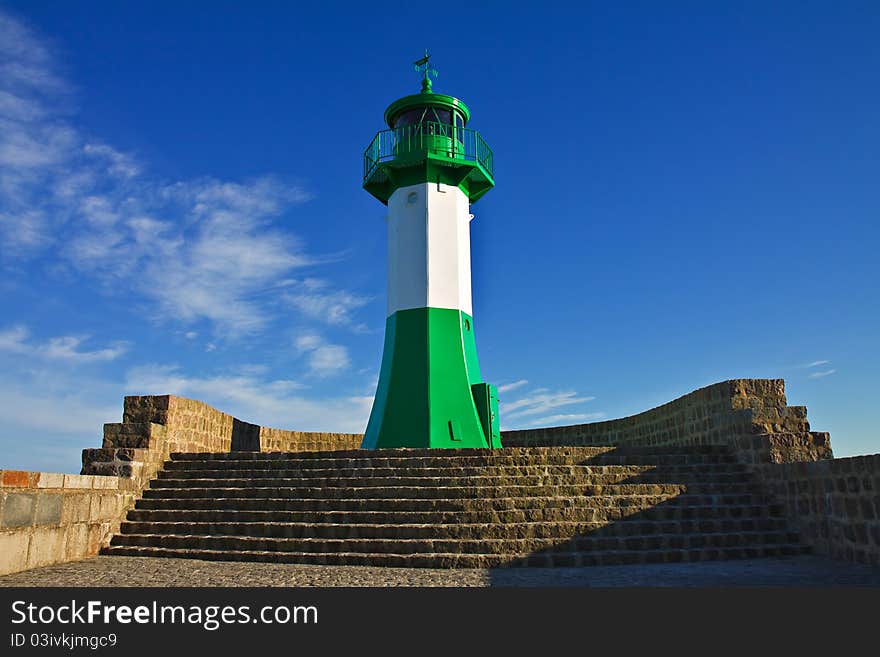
[{"x1": 361, "y1": 54, "x2": 501, "y2": 450}]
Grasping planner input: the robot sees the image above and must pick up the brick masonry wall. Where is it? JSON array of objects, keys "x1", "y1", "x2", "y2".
[
  {"x1": 259, "y1": 427, "x2": 362, "y2": 452},
  {"x1": 0, "y1": 470, "x2": 135, "y2": 576},
  {"x1": 82, "y1": 395, "x2": 363, "y2": 480},
  {"x1": 502, "y1": 378, "x2": 880, "y2": 566},
  {"x1": 755, "y1": 456, "x2": 880, "y2": 566},
  {"x1": 501, "y1": 379, "x2": 833, "y2": 465},
  {"x1": 0, "y1": 395, "x2": 363, "y2": 577}
]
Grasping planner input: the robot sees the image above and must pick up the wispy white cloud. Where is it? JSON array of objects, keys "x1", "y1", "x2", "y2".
[
  {"x1": 0, "y1": 11, "x2": 376, "y2": 473},
  {"x1": 0, "y1": 10, "x2": 369, "y2": 339},
  {"x1": 283, "y1": 278, "x2": 371, "y2": 330},
  {"x1": 808, "y1": 369, "x2": 837, "y2": 379},
  {"x1": 506, "y1": 412, "x2": 606, "y2": 430},
  {"x1": 799, "y1": 359, "x2": 837, "y2": 379},
  {"x1": 0, "y1": 325, "x2": 29, "y2": 353},
  {"x1": 295, "y1": 333, "x2": 351, "y2": 377},
  {"x1": 0, "y1": 382, "x2": 117, "y2": 437},
  {"x1": 82, "y1": 142, "x2": 139, "y2": 178},
  {"x1": 42, "y1": 336, "x2": 127, "y2": 362},
  {"x1": 502, "y1": 388, "x2": 596, "y2": 419},
  {"x1": 0, "y1": 324, "x2": 127, "y2": 362},
  {"x1": 0, "y1": 369, "x2": 121, "y2": 473},
  {"x1": 0, "y1": 338, "x2": 124, "y2": 471},
  {"x1": 499, "y1": 384, "x2": 601, "y2": 430},
  {"x1": 129, "y1": 178, "x2": 314, "y2": 336},
  {"x1": 0, "y1": 13, "x2": 67, "y2": 95},
  {"x1": 0, "y1": 209, "x2": 50, "y2": 250},
  {"x1": 497, "y1": 379, "x2": 528, "y2": 394}
]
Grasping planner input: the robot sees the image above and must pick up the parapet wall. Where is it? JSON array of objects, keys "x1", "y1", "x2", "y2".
[
  {"x1": 0, "y1": 471, "x2": 135, "y2": 576},
  {"x1": 502, "y1": 378, "x2": 880, "y2": 566},
  {"x1": 82, "y1": 395, "x2": 363, "y2": 478},
  {"x1": 756, "y1": 456, "x2": 880, "y2": 567},
  {"x1": 1, "y1": 395, "x2": 361, "y2": 577},
  {"x1": 501, "y1": 379, "x2": 833, "y2": 465}
]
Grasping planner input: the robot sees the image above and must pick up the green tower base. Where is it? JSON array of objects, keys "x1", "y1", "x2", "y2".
[{"x1": 362, "y1": 307, "x2": 501, "y2": 449}]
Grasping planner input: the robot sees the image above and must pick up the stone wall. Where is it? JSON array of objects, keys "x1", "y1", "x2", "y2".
[
  {"x1": 259, "y1": 427, "x2": 363, "y2": 453},
  {"x1": 0, "y1": 470, "x2": 135, "y2": 576},
  {"x1": 82, "y1": 395, "x2": 363, "y2": 478},
  {"x1": 502, "y1": 379, "x2": 832, "y2": 465},
  {"x1": 1, "y1": 395, "x2": 362, "y2": 577},
  {"x1": 502, "y1": 378, "x2": 880, "y2": 566},
  {"x1": 756, "y1": 456, "x2": 880, "y2": 566}
]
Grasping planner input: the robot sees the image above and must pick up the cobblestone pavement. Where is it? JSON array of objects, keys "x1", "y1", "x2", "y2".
[{"x1": 2, "y1": 555, "x2": 880, "y2": 587}]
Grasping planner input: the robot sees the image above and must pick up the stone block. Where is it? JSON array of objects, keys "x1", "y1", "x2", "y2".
[
  {"x1": 26, "y1": 526, "x2": 67, "y2": 569},
  {"x1": 61, "y1": 494, "x2": 93, "y2": 524},
  {"x1": 36, "y1": 472, "x2": 65, "y2": 488},
  {"x1": 35, "y1": 494, "x2": 63, "y2": 526},
  {"x1": 87, "y1": 522, "x2": 112, "y2": 552},
  {"x1": 64, "y1": 523, "x2": 91, "y2": 561},
  {"x1": 3, "y1": 493, "x2": 36, "y2": 528},
  {"x1": 103, "y1": 422, "x2": 157, "y2": 448},
  {"x1": 64, "y1": 474, "x2": 92, "y2": 489},
  {"x1": 96, "y1": 493, "x2": 122, "y2": 520},
  {"x1": 92, "y1": 476, "x2": 119, "y2": 490},
  {"x1": 123, "y1": 395, "x2": 171, "y2": 424},
  {"x1": 83, "y1": 462, "x2": 126, "y2": 477},
  {"x1": 2, "y1": 470, "x2": 31, "y2": 488},
  {"x1": 0, "y1": 530, "x2": 31, "y2": 576}
]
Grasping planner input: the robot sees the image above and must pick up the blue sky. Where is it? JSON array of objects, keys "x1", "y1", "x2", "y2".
[{"x1": 1, "y1": 2, "x2": 878, "y2": 472}]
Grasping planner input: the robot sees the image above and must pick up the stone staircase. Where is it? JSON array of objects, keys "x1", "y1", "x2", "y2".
[{"x1": 103, "y1": 446, "x2": 809, "y2": 567}]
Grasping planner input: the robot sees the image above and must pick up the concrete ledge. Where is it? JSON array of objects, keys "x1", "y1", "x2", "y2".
[{"x1": 0, "y1": 472, "x2": 132, "y2": 576}]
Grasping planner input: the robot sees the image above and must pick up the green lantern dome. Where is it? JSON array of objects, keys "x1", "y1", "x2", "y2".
[
  {"x1": 384, "y1": 92, "x2": 471, "y2": 128},
  {"x1": 362, "y1": 53, "x2": 494, "y2": 205}
]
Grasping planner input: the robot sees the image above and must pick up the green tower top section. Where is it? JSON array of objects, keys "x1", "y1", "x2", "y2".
[
  {"x1": 363, "y1": 53, "x2": 494, "y2": 205},
  {"x1": 383, "y1": 52, "x2": 471, "y2": 128},
  {"x1": 383, "y1": 91, "x2": 471, "y2": 129}
]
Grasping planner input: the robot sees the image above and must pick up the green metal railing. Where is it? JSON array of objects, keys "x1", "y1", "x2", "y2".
[{"x1": 363, "y1": 122, "x2": 494, "y2": 184}]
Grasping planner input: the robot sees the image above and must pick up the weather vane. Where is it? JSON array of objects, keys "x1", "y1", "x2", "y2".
[{"x1": 413, "y1": 50, "x2": 438, "y2": 92}]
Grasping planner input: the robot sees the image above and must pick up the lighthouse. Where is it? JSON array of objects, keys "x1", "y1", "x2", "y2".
[{"x1": 361, "y1": 54, "x2": 501, "y2": 449}]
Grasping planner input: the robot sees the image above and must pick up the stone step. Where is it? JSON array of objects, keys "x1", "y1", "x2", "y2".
[
  {"x1": 142, "y1": 482, "x2": 758, "y2": 499},
  {"x1": 163, "y1": 453, "x2": 740, "y2": 469},
  {"x1": 148, "y1": 473, "x2": 754, "y2": 489},
  {"x1": 169, "y1": 445, "x2": 735, "y2": 462},
  {"x1": 101, "y1": 543, "x2": 811, "y2": 568},
  {"x1": 104, "y1": 440, "x2": 806, "y2": 569},
  {"x1": 136, "y1": 492, "x2": 772, "y2": 510},
  {"x1": 127, "y1": 503, "x2": 786, "y2": 524},
  {"x1": 109, "y1": 531, "x2": 803, "y2": 555},
  {"x1": 119, "y1": 516, "x2": 791, "y2": 540},
  {"x1": 156, "y1": 463, "x2": 748, "y2": 479}
]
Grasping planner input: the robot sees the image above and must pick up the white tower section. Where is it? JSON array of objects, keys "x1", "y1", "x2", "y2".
[{"x1": 386, "y1": 182, "x2": 474, "y2": 317}]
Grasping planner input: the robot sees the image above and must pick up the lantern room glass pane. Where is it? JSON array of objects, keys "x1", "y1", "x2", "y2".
[
  {"x1": 429, "y1": 108, "x2": 451, "y2": 125},
  {"x1": 393, "y1": 108, "x2": 425, "y2": 128}
]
